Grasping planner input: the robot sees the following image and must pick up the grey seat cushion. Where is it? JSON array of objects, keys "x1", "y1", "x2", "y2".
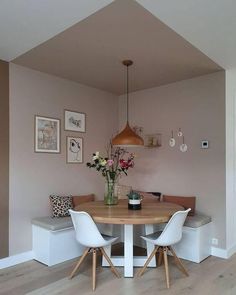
[
  {"x1": 153, "y1": 214, "x2": 212, "y2": 230},
  {"x1": 184, "y1": 214, "x2": 211, "y2": 228},
  {"x1": 32, "y1": 216, "x2": 73, "y2": 231}
]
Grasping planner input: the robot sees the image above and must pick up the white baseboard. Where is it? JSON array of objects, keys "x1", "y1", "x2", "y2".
[
  {"x1": 0, "y1": 251, "x2": 34, "y2": 269},
  {"x1": 211, "y1": 245, "x2": 236, "y2": 259},
  {"x1": 211, "y1": 244, "x2": 236, "y2": 259},
  {"x1": 211, "y1": 247, "x2": 228, "y2": 259},
  {"x1": 226, "y1": 244, "x2": 236, "y2": 258}
]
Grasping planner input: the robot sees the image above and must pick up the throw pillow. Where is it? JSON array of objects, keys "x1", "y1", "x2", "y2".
[{"x1": 49, "y1": 195, "x2": 73, "y2": 217}]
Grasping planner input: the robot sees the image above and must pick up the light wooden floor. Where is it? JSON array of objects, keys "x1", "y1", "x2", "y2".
[{"x1": 1, "y1": 244, "x2": 236, "y2": 295}]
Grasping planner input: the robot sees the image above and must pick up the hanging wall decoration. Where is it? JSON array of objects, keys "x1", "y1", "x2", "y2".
[
  {"x1": 35, "y1": 115, "x2": 60, "y2": 153},
  {"x1": 180, "y1": 136, "x2": 188, "y2": 152},
  {"x1": 66, "y1": 136, "x2": 83, "y2": 163},
  {"x1": 169, "y1": 130, "x2": 176, "y2": 147},
  {"x1": 177, "y1": 128, "x2": 183, "y2": 137},
  {"x1": 169, "y1": 128, "x2": 188, "y2": 152},
  {"x1": 64, "y1": 110, "x2": 86, "y2": 133}
]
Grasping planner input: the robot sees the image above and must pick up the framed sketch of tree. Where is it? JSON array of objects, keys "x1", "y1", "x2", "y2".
[
  {"x1": 35, "y1": 115, "x2": 60, "y2": 153},
  {"x1": 64, "y1": 110, "x2": 86, "y2": 132}
]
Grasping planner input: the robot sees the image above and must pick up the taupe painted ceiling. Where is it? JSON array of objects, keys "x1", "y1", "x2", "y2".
[{"x1": 13, "y1": 0, "x2": 222, "y2": 94}]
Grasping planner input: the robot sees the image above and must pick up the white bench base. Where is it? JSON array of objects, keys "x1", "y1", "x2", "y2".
[
  {"x1": 173, "y1": 222, "x2": 212, "y2": 263},
  {"x1": 32, "y1": 225, "x2": 84, "y2": 266}
]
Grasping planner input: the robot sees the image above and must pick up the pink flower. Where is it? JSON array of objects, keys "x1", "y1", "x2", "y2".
[
  {"x1": 119, "y1": 159, "x2": 128, "y2": 169},
  {"x1": 107, "y1": 159, "x2": 114, "y2": 166}
]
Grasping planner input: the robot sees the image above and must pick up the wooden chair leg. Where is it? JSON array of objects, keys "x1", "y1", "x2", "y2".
[
  {"x1": 92, "y1": 249, "x2": 97, "y2": 291},
  {"x1": 168, "y1": 246, "x2": 189, "y2": 277},
  {"x1": 69, "y1": 248, "x2": 90, "y2": 279},
  {"x1": 157, "y1": 247, "x2": 163, "y2": 266},
  {"x1": 137, "y1": 246, "x2": 159, "y2": 277},
  {"x1": 100, "y1": 248, "x2": 120, "y2": 278},
  {"x1": 163, "y1": 247, "x2": 170, "y2": 289}
]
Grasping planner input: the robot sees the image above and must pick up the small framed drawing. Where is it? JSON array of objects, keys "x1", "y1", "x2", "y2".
[
  {"x1": 35, "y1": 115, "x2": 60, "y2": 153},
  {"x1": 67, "y1": 136, "x2": 83, "y2": 163},
  {"x1": 64, "y1": 110, "x2": 86, "y2": 132}
]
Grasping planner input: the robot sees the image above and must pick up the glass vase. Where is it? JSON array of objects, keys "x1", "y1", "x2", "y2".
[{"x1": 104, "y1": 180, "x2": 118, "y2": 205}]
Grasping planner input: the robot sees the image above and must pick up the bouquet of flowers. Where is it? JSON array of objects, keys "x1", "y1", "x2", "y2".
[{"x1": 86, "y1": 142, "x2": 135, "y2": 183}]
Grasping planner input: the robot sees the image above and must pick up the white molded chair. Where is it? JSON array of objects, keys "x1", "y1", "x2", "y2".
[
  {"x1": 69, "y1": 210, "x2": 120, "y2": 291},
  {"x1": 137, "y1": 208, "x2": 191, "y2": 288}
]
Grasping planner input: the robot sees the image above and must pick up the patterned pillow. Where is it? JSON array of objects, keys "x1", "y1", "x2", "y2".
[{"x1": 49, "y1": 195, "x2": 73, "y2": 217}]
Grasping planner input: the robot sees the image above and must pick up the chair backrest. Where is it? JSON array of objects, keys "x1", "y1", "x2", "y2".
[
  {"x1": 69, "y1": 210, "x2": 105, "y2": 247},
  {"x1": 156, "y1": 208, "x2": 191, "y2": 246}
]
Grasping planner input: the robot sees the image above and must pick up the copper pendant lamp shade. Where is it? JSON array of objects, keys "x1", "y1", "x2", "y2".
[{"x1": 112, "y1": 60, "x2": 144, "y2": 147}]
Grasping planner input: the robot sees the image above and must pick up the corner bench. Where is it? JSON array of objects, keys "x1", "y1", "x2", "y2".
[
  {"x1": 32, "y1": 213, "x2": 212, "y2": 266},
  {"x1": 32, "y1": 216, "x2": 84, "y2": 266}
]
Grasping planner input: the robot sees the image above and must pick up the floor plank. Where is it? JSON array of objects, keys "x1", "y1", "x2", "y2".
[{"x1": 0, "y1": 244, "x2": 235, "y2": 295}]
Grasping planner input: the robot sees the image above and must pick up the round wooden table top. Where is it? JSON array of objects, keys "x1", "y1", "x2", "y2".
[{"x1": 75, "y1": 200, "x2": 183, "y2": 225}]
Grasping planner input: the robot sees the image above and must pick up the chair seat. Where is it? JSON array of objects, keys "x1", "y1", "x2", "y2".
[
  {"x1": 101, "y1": 234, "x2": 118, "y2": 246},
  {"x1": 141, "y1": 231, "x2": 162, "y2": 244}
]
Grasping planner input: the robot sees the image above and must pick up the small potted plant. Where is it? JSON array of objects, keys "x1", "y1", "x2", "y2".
[{"x1": 127, "y1": 191, "x2": 142, "y2": 210}]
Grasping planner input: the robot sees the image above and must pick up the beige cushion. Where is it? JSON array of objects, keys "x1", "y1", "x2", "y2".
[
  {"x1": 32, "y1": 216, "x2": 73, "y2": 231},
  {"x1": 184, "y1": 214, "x2": 211, "y2": 228}
]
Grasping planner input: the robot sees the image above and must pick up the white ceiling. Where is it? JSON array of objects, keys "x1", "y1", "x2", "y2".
[
  {"x1": 0, "y1": 0, "x2": 114, "y2": 61},
  {"x1": 137, "y1": 0, "x2": 236, "y2": 69}
]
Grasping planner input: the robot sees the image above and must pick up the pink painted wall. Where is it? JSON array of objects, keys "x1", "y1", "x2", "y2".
[
  {"x1": 8, "y1": 64, "x2": 226, "y2": 254},
  {"x1": 119, "y1": 71, "x2": 226, "y2": 248},
  {"x1": 9, "y1": 64, "x2": 118, "y2": 255}
]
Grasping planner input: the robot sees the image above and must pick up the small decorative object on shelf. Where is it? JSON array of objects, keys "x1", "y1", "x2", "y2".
[
  {"x1": 127, "y1": 190, "x2": 142, "y2": 210},
  {"x1": 144, "y1": 133, "x2": 162, "y2": 148},
  {"x1": 86, "y1": 141, "x2": 135, "y2": 205}
]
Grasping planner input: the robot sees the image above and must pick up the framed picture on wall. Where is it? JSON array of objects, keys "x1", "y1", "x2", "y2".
[
  {"x1": 64, "y1": 110, "x2": 86, "y2": 132},
  {"x1": 66, "y1": 136, "x2": 83, "y2": 163},
  {"x1": 35, "y1": 115, "x2": 60, "y2": 153}
]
